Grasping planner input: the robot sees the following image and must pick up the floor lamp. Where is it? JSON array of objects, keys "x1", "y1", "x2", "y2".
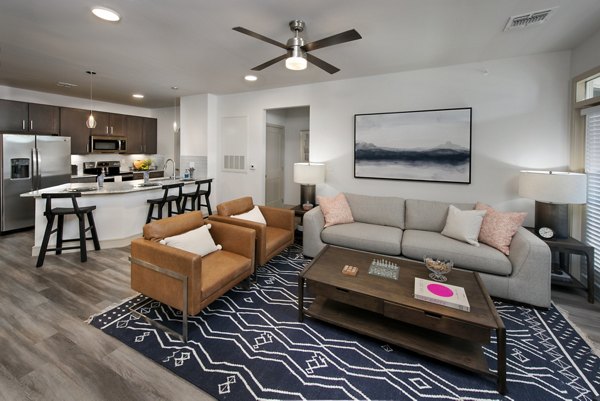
[
  {"x1": 293, "y1": 162, "x2": 325, "y2": 208},
  {"x1": 518, "y1": 170, "x2": 587, "y2": 239}
]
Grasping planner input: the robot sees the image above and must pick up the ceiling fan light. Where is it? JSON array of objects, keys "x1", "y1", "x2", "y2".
[{"x1": 286, "y1": 56, "x2": 307, "y2": 70}]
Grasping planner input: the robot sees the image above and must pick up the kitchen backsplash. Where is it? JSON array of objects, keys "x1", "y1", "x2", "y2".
[{"x1": 71, "y1": 154, "x2": 208, "y2": 178}]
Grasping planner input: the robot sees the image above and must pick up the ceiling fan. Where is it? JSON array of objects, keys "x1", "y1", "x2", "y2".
[{"x1": 233, "y1": 20, "x2": 362, "y2": 74}]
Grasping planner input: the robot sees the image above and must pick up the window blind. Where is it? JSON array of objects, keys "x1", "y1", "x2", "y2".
[{"x1": 583, "y1": 105, "x2": 600, "y2": 301}]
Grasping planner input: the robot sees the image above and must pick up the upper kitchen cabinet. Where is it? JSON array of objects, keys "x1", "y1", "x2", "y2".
[
  {"x1": 125, "y1": 115, "x2": 144, "y2": 153},
  {"x1": 90, "y1": 112, "x2": 126, "y2": 136},
  {"x1": 60, "y1": 107, "x2": 90, "y2": 154},
  {"x1": 143, "y1": 117, "x2": 157, "y2": 154},
  {"x1": 0, "y1": 100, "x2": 59, "y2": 134}
]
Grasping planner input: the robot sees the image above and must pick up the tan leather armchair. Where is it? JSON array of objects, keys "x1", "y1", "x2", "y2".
[
  {"x1": 130, "y1": 211, "x2": 255, "y2": 341},
  {"x1": 208, "y1": 196, "x2": 294, "y2": 266}
]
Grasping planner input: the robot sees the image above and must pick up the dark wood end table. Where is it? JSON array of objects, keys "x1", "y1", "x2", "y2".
[{"x1": 527, "y1": 228, "x2": 595, "y2": 303}]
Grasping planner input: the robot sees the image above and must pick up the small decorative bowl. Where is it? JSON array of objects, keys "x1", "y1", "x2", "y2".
[
  {"x1": 302, "y1": 203, "x2": 314, "y2": 211},
  {"x1": 424, "y1": 256, "x2": 453, "y2": 282}
]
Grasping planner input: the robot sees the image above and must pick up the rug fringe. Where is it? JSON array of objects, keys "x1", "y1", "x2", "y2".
[
  {"x1": 554, "y1": 302, "x2": 600, "y2": 357},
  {"x1": 84, "y1": 293, "x2": 140, "y2": 324}
]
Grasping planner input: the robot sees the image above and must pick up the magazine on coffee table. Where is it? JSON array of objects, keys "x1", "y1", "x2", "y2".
[{"x1": 414, "y1": 278, "x2": 470, "y2": 312}]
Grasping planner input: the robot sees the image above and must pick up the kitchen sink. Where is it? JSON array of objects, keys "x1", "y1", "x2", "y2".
[
  {"x1": 64, "y1": 186, "x2": 98, "y2": 192},
  {"x1": 136, "y1": 182, "x2": 161, "y2": 187}
]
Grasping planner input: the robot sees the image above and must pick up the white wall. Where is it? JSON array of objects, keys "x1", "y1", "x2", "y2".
[
  {"x1": 215, "y1": 51, "x2": 571, "y2": 227},
  {"x1": 152, "y1": 106, "x2": 178, "y2": 167},
  {"x1": 571, "y1": 27, "x2": 600, "y2": 77}
]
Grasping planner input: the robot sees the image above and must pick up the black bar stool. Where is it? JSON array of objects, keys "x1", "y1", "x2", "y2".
[
  {"x1": 36, "y1": 192, "x2": 100, "y2": 268},
  {"x1": 146, "y1": 182, "x2": 184, "y2": 223},
  {"x1": 181, "y1": 178, "x2": 213, "y2": 215}
]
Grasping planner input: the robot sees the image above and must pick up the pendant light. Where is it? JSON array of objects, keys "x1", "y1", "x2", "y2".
[
  {"x1": 172, "y1": 86, "x2": 179, "y2": 133},
  {"x1": 85, "y1": 70, "x2": 97, "y2": 129}
]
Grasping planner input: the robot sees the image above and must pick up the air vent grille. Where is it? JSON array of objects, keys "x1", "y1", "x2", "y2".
[{"x1": 504, "y1": 8, "x2": 555, "y2": 31}]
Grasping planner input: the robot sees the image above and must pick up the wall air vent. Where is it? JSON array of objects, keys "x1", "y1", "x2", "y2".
[{"x1": 504, "y1": 8, "x2": 555, "y2": 31}]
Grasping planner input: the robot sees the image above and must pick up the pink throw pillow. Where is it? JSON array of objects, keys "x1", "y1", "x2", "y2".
[
  {"x1": 475, "y1": 202, "x2": 526, "y2": 255},
  {"x1": 318, "y1": 193, "x2": 354, "y2": 228}
]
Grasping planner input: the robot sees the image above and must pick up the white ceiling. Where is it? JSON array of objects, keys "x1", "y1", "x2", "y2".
[{"x1": 1, "y1": 0, "x2": 599, "y2": 108}]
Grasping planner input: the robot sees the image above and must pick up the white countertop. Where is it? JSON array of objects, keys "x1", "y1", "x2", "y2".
[{"x1": 21, "y1": 178, "x2": 203, "y2": 197}]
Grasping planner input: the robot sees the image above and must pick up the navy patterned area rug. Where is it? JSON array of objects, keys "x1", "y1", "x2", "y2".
[{"x1": 89, "y1": 245, "x2": 600, "y2": 401}]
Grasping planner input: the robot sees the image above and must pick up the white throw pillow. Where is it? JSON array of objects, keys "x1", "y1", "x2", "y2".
[
  {"x1": 441, "y1": 205, "x2": 486, "y2": 246},
  {"x1": 159, "y1": 224, "x2": 222, "y2": 256},
  {"x1": 231, "y1": 205, "x2": 267, "y2": 225}
]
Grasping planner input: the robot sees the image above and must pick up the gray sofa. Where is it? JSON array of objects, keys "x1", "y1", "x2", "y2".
[{"x1": 303, "y1": 193, "x2": 551, "y2": 308}]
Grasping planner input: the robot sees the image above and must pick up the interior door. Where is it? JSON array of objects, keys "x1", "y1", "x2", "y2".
[{"x1": 265, "y1": 124, "x2": 284, "y2": 208}]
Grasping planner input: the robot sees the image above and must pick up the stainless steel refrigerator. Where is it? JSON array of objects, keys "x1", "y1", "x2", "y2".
[{"x1": 1, "y1": 133, "x2": 71, "y2": 232}]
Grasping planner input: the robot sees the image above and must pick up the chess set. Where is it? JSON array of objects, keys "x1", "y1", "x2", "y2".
[{"x1": 368, "y1": 258, "x2": 400, "y2": 280}]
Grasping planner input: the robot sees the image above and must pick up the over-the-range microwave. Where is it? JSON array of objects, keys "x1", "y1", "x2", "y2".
[{"x1": 89, "y1": 135, "x2": 127, "y2": 153}]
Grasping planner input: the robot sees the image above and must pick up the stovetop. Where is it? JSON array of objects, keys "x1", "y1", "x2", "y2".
[{"x1": 83, "y1": 160, "x2": 131, "y2": 177}]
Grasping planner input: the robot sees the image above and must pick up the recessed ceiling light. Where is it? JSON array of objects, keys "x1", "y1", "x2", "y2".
[
  {"x1": 132, "y1": 93, "x2": 144, "y2": 99},
  {"x1": 92, "y1": 7, "x2": 121, "y2": 22},
  {"x1": 244, "y1": 75, "x2": 258, "y2": 82}
]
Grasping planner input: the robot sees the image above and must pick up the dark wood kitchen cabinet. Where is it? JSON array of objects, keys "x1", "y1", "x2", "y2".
[
  {"x1": 125, "y1": 115, "x2": 144, "y2": 153},
  {"x1": 126, "y1": 116, "x2": 157, "y2": 154},
  {"x1": 0, "y1": 99, "x2": 59, "y2": 134},
  {"x1": 143, "y1": 117, "x2": 157, "y2": 154},
  {"x1": 60, "y1": 107, "x2": 90, "y2": 154},
  {"x1": 90, "y1": 112, "x2": 126, "y2": 136}
]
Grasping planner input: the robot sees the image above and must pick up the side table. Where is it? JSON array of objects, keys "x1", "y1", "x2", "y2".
[{"x1": 527, "y1": 228, "x2": 595, "y2": 303}]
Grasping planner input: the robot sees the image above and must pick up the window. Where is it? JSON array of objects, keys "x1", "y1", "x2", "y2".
[
  {"x1": 585, "y1": 76, "x2": 600, "y2": 100},
  {"x1": 582, "y1": 105, "x2": 600, "y2": 300}
]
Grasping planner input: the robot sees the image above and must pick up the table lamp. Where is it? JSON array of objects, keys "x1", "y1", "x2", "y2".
[
  {"x1": 518, "y1": 170, "x2": 587, "y2": 239},
  {"x1": 294, "y1": 162, "x2": 325, "y2": 208}
]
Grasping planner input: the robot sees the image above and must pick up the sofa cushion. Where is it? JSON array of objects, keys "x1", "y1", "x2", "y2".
[
  {"x1": 200, "y1": 250, "x2": 252, "y2": 299},
  {"x1": 344, "y1": 193, "x2": 405, "y2": 229},
  {"x1": 321, "y1": 222, "x2": 402, "y2": 255},
  {"x1": 232, "y1": 205, "x2": 267, "y2": 225},
  {"x1": 402, "y1": 230, "x2": 512, "y2": 276},
  {"x1": 159, "y1": 224, "x2": 222, "y2": 257},
  {"x1": 405, "y1": 199, "x2": 474, "y2": 232},
  {"x1": 476, "y1": 202, "x2": 526, "y2": 255},
  {"x1": 440, "y1": 205, "x2": 486, "y2": 246},
  {"x1": 318, "y1": 193, "x2": 354, "y2": 227}
]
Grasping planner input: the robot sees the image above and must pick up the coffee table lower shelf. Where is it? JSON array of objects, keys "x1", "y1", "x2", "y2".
[{"x1": 306, "y1": 296, "x2": 495, "y2": 382}]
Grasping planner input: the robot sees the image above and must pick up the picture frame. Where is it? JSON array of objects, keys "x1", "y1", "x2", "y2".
[{"x1": 354, "y1": 107, "x2": 472, "y2": 184}]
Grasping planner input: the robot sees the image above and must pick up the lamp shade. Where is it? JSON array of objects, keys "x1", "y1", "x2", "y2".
[
  {"x1": 518, "y1": 170, "x2": 587, "y2": 204},
  {"x1": 294, "y1": 163, "x2": 325, "y2": 185}
]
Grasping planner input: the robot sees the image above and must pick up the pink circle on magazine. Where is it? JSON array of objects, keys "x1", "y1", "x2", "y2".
[{"x1": 427, "y1": 283, "x2": 454, "y2": 298}]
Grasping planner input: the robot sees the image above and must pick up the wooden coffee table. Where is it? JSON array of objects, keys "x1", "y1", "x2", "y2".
[{"x1": 298, "y1": 245, "x2": 506, "y2": 394}]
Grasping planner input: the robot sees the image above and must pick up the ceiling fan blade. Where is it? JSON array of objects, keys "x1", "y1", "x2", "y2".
[
  {"x1": 302, "y1": 29, "x2": 362, "y2": 52},
  {"x1": 251, "y1": 54, "x2": 288, "y2": 71},
  {"x1": 232, "y1": 27, "x2": 288, "y2": 50},
  {"x1": 306, "y1": 53, "x2": 340, "y2": 74}
]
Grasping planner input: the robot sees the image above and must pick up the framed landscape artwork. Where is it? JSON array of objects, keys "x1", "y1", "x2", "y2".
[{"x1": 354, "y1": 107, "x2": 472, "y2": 183}]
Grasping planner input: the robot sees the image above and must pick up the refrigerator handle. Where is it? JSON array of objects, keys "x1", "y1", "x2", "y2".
[
  {"x1": 31, "y1": 148, "x2": 37, "y2": 190},
  {"x1": 36, "y1": 148, "x2": 41, "y2": 189}
]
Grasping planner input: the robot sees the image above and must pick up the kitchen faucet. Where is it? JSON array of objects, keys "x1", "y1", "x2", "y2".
[{"x1": 163, "y1": 158, "x2": 176, "y2": 180}]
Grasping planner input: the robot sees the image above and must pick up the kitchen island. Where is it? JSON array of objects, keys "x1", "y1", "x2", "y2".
[{"x1": 21, "y1": 179, "x2": 203, "y2": 256}]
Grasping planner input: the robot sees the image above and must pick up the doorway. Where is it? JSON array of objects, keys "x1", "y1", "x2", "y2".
[
  {"x1": 265, "y1": 124, "x2": 284, "y2": 207},
  {"x1": 265, "y1": 106, "x2": 310, "y2": 207}
]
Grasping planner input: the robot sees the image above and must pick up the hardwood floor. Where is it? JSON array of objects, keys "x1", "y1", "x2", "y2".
[
  {"x1": 1, "y1": 229, "x2": 599, "y2": 400},
  {"x1": 0, "y1": 230, "x2": 214, "y2": 401}
]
